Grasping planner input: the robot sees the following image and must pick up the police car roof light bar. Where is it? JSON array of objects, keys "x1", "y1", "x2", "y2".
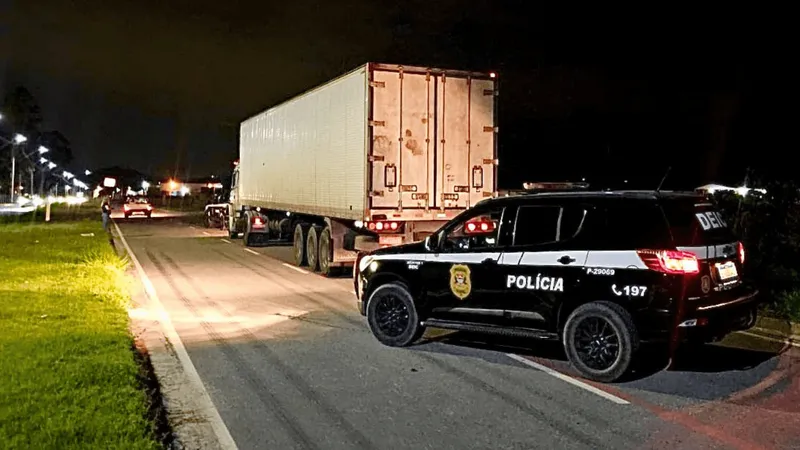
[{"x1": 637, "y1": 249, "x2": 699, "y2": 275}]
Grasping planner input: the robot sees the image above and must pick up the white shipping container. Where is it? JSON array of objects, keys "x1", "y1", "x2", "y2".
[{"x1": 239, "y1": 63, "x2": 497, "y2": 222}]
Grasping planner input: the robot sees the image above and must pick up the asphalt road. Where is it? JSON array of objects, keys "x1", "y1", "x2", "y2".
[{"x1": 116, "y1": 214, "x2": 800, "y2": 450}]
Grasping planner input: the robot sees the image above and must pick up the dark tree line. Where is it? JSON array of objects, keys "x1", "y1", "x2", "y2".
[
  {"x1": 714, "y1": 178, "x2": 800, "y2": 321},
  {"x1": 1, "y1": 86, "x2": 74, "y2": 195}
]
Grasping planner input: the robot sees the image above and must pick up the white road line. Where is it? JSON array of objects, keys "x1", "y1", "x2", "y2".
[
  {"x1": 112, "y1": 221, "x2": 239, "y2": 450},
  {"x1": 506, "y1": 353, "x2": 630, "y2": 405},
  {"x1": 738, "y1": 330, "x2": 800, "y2": 348},
  {"x1": 221, "y1": 239, "x2": 232, "y2": 244},
  {"x1": 244, "y1": 248, "x2": 260, "y2": 255},
  {"x1": 281, "y1": 263, "x2": 309, "y2": 274}
]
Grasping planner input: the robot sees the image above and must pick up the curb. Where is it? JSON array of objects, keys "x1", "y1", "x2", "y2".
[{"x1": 755, "y1": 316, "x2": 800, "y2": 339}]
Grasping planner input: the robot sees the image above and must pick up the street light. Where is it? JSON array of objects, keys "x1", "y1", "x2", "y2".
[
  {"x1": 13, "y1": 134, "x2": 27, "y2": 144},
  {"x1": 37, "y1": 145, "x2": 49, "y2": 154},
  {"x1": 85, "y1": 170, "x2": 91, "y2": 176},
  {"x1": 62, "y1": 171, "x2": 74, "y2": 179},
  {"x1": 48, "y1": 162, "x2": 56, "y2": 169},
  {"x1": 40, "y1": 157, "x2": 48, "y2": 164}
]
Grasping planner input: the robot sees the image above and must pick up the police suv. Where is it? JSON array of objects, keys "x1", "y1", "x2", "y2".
[{"x1": 353, "y1": 187, "x2": 759, "y2": 382}]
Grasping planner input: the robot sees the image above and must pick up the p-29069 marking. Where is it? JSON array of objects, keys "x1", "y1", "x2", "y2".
[{"x1": 587, "y1": 267, "x2": 615, "y2": 276}]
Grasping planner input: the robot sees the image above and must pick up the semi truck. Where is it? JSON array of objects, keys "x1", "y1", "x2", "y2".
[{"x1": 223, "y1": 63, "x2": 499, "y2": 276}]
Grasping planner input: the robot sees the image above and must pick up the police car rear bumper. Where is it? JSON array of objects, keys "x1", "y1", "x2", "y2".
[{"x1": 638, "y1": 286, "x2": 760, "y2": 342}]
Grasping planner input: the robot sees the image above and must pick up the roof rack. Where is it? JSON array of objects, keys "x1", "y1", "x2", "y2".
[
  {"x1": 497, "y1": 182, "x2": 590, "y2": 198},
  {"x1": 522, "y1": 181, "x2": 590, "y2": 191}
]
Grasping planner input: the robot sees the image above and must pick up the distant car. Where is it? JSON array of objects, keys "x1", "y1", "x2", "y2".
[{"x1": 124, "y1": 197, "x2": 153, "y2": 218}]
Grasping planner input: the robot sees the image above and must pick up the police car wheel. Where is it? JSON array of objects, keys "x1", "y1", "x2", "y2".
[
  {"x1": 366, "y1": 283, "x2": 424, "y2": 347},
  {"x1": 563, "y1": 301, "x2": 639, "y2": 383}
]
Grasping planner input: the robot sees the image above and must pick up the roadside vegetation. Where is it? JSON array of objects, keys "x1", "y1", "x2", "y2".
[
  {"x1": 0, "y1": 220, "x2": 161, "y2": 449},
  {"x1": 714, "y1": 178, "x2": 800, "y2": 322},
  {"x1": 0, "y1": 201, "x2": 101, "y2": 224}
]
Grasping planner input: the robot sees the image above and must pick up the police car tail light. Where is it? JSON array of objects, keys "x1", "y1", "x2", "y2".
[
  {"x1": 738, "y1": 241, "x2": 745, "y2": 264},
  {"x1": 365, "y1": 221, "x2": 402, "y2": 233},
  {"x1": 637, "y1": 250, "x2": 699, "y2": 274}
]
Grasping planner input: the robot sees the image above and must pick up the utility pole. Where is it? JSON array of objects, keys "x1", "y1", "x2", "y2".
[{"x1": 10, "y1": 149, "x2": 15, "y2": 200}]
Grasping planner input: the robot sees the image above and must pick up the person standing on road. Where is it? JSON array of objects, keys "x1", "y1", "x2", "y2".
[{"x1": 101, "y1": 196, "x2": 112, "y2": 232}]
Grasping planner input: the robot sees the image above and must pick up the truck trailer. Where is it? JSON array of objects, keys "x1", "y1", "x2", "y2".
[{"x1": 225, "y1": 62, "x2": 499, "y2": 276}]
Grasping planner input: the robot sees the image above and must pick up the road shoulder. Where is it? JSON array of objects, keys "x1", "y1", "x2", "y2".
[{"x1": 115, "y1": 221, "x2": 237, "y2": 450}]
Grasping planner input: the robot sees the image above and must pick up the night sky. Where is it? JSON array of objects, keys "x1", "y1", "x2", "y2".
[{"x1": 0, "y1": 1, "x2": 789, "y2": 189}]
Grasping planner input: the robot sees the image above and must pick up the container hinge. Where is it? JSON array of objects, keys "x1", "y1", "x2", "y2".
[
  {"x1": 369, "y1": 155, "x2": 385, "y2": 162},
  {"x1": 369, "y1": 120, "x2": 386, "y2": 127},
  {"x1": 370, "y1": 81, "x2": 385, "y2": 88},
  {"x1": 483, "y1": 89, "x2": 494, "y2": 96},
  {"x1": 483, "y1": 126, "x2": 498, "y2": 133},
  {"x1": 369, "y1": 191, "x2": 385, "y2": 197}
]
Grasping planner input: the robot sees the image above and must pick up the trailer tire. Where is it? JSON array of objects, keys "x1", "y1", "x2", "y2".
[
  {"x1": 293, "y1": 223, "x2": 310, "y2": 266},
  {"x1": 306, "y1": 225, "x2": 322, "y2": 272},
  {"x1": 319, "y1": 226, "x2": 333, "y2": 277}
]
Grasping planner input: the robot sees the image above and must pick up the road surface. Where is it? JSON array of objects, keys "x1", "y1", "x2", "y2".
[{"x1": 115, "y1": 214, "x2": 800, "y2": 450}]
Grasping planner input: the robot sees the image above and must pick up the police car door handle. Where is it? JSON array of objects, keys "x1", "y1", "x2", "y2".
[
  {"x1": 558, "y1": 255, "x2": 576, "y2": 265},
  {"x1": 481, "y1": 258, "x2": 497, "y2": 265}
]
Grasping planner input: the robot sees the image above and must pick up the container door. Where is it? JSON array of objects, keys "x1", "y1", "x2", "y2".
[
  {"x1": 370, "y1": 70, "x2": 401, "y2": 208},
  {"x1": 399, "y1": 72, "x2": 435, "y2": 209},
  {"x1": 434, "y1": 76, "x2": 496, "y2": 209}
]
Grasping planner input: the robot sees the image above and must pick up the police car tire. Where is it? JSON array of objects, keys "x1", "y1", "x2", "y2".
[
  {"x1": 563, "y1": 301, "x2": 639, "y2": 383},
  {"x1": 366, "y1": 282, "x2": 425, "y2": 347}
]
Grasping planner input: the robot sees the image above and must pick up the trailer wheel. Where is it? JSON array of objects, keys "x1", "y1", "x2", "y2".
[
  {"x1": 319, "y1": 227, "x2": 333, "y2": 277},
  {"x1": 293, "y1": 223, "x2": 310, "y2": 266},
  {"x1": 306, "y1": 225, "x2": 322, "y2": 272}
]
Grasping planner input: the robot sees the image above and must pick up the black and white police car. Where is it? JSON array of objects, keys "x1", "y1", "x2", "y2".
[{"x1": 353, "y1": 186, "x2": 759, "y2": 382}]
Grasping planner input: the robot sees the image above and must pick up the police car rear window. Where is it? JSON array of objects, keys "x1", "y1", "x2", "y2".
[{"x1": 660, "y1": 199, "x2": 736, "y2": 246}]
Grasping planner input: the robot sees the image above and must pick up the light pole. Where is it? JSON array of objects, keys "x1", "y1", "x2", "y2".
[{"x1": 8, "y1": 134, "x2": 28, "y2": 201}]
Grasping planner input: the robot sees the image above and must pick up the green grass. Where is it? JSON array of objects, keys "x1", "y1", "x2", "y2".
[{"x1": 0, "y1": 220, "x2": 161, "y2": 449}]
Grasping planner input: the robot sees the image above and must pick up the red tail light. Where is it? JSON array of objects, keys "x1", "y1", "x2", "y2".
[
  {"x1": 738, "y1": 242, "x2": 745, "y2": 264},
  {"x1": 637, "y1": 249, "x2": 699, "y2": 274},
  {"x1": 252, "y1": 215, "x2": 265, "y2": 228},
  {"x1": 365, "y1": 221, "x2": 403, "y2": 233},
  {"x1": 465, "y1": 219, "x2": 496, "y2": 234}
]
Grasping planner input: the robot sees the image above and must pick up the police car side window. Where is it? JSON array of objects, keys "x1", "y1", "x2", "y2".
[
  {"x1": 442, "y1": 207, "x2": 504, "y2": 251},
  {"x1": 603, "y1": 204, "x2": 672, "y2": 249},
  {"x1": 513, "y1": 206, "x2": 560, "y2": 246}
]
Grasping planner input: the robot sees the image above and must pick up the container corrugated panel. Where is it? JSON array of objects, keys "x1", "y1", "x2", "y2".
[{"x1": 239, "y1": 66, "x2": 368, "y2": 221}]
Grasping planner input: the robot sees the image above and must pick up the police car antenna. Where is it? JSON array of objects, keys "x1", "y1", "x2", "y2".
[{"x1": 655, "y1": 166, "x2": 671, "y2": 193}]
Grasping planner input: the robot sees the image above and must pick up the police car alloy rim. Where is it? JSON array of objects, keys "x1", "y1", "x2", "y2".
[
  {"x1": 573, "y1": 317, "x2": 621, "y2": 371},
  {"x1": 375, "y1": 296, "x2": 411, "y2": 338}
]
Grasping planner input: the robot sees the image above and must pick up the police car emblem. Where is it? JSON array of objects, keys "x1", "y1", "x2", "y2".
[
  {"x1": 701, "y1": 275, "x2": 711, "y2": 294},
  {"x1": 449, "y1": 264, "x2": 472, "y2": 300}
]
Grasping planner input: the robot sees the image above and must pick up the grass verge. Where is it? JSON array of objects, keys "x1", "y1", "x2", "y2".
[{"x1": 0, "y1": 220, "x2": 162, "y2": 449}]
